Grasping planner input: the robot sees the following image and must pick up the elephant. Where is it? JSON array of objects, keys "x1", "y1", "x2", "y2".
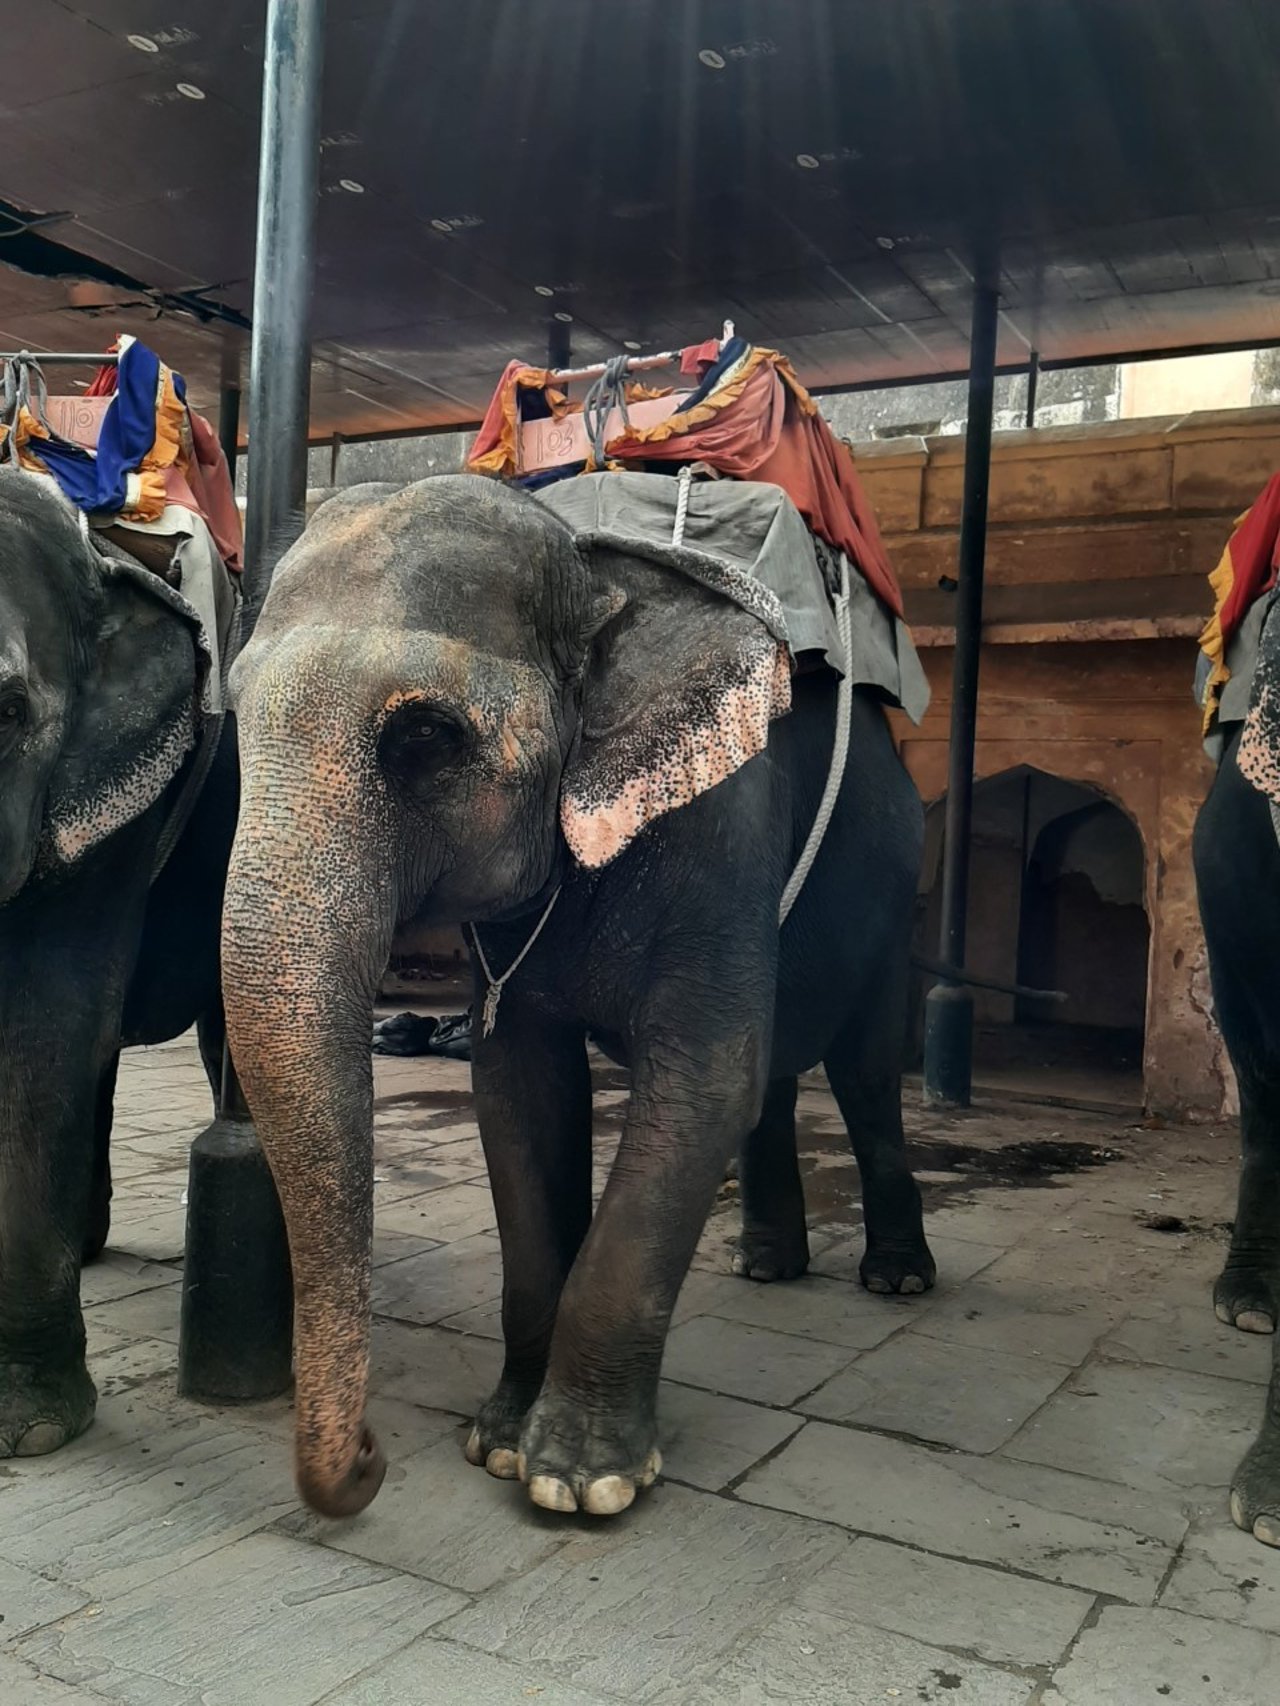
[
  {"x1": 1197, "y1": 684, "x2": 1280, "y2": 1547},
  {"x1": 222, "y1": 472, "x2": 935, "y2": 1521},
  {"x1": 0, "y1": 468, "x2": 237, "y2": 1457}
]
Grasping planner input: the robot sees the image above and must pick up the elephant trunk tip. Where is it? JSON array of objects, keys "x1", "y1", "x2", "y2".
[{"x1": 297, "y1": 1424, "x2": 387, "y2": 1519}]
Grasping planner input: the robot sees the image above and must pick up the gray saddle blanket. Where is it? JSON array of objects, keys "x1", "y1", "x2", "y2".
[{"x1": 536, "y1": 471, "x2": 929, "y2": 724}]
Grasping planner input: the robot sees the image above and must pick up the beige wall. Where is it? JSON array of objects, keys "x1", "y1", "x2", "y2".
[
  {"x1": 1120, "y1": 351, "x2": 1255, "y2": 422},
  {"x1": 856, "y1": 407, "x2": 1280, "y2": 1115}
]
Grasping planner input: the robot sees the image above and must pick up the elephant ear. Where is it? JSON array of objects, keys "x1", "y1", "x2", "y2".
[
  {"x1": 561, "y1": 543, "x2": 792, "y2": 868},
  {"x1": 44, "y1": 556, "x2": 201, "y2": 866}
]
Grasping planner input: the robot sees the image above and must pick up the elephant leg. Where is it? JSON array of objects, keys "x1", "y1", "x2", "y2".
[
  {"x1": 1195, "y1": 738, "x2": 1280, "y2": 1333},
  {"x1": 824, "y1": 1014, "x2": 935, "y2": 1297},
  {"x1": 467, "y1": 1013, "x2": 592, "y2": 1478},
  {"x1": 1217, "y1": 1074, "x2": 1280, "y2": 1335},
  {"x1": 0, "y1": 840, "x2": 149, "y2": 1458},
  {"x1": 518, "y1": 1037, "x2": 765, "y2": 1517},
  {"x1": 1233, "y1": 1332, "x2": 1280, "y2": 1545},
  {"x1": 733, "y1": 1076, "x2": 810, "y2": 1282},
  {"x1": 82, "y1": 1052, "x2": 119, "y2": 1266}
]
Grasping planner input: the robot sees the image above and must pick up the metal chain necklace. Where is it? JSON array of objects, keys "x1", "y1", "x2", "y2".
[{"x1": 467, "y1": 886, "x2": 562, "y2": 1037}]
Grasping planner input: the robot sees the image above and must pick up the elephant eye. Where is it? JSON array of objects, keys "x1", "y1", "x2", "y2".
[
  {"x1": 381, "y1": 699, "x2": 468, "y2": 784},
  {"x1": 0, "y1": 691, "x2": 27, "y2": 747}
]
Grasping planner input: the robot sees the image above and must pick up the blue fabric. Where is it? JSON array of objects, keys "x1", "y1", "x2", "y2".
[
  {"x1": 682, "y1": 336, "x2": 750, "y2": 410},
  {"x1": 29, "y1": 340, "x2": 166, "y2": 516},
  {"x1": 516, "y1": 461, "x2": 584, "y2": 491}
]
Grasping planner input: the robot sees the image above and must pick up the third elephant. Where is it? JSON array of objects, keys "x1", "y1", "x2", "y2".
[{"x1": 220, "y1": 472, "x2": 935, "y2": 1521}]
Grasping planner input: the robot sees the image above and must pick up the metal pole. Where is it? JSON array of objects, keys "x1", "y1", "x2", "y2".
[
  {"x1": 180, "y1": 0, "x2": 326, "y2": 1405},
  {"x1": 218, "y1": 382, "x2": 241, "y2": 479},
  {"x1": 547, "y1": 316, "x2": 572, "y2": 370},
  {"x1": 241, "y1": 0, "x2": 327, "y2": 630},
  {"x1": 922, "y1": 273, "x2": 1001, "y2": 1108},
  {"x1": 1025, "y1": 350, "x2": 1040, "y2": 430}
]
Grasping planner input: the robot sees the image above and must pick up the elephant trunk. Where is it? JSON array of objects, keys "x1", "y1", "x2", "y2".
[{"x1": 222, "y1": 726, "x2": 396, "y2": 1518}]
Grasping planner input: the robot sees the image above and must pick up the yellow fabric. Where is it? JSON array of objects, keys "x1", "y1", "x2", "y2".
[
  {"x1": 123, "y1": 363, "x2": 187, "y2": 523},
  {"x1": 1198, "y1": 503, "x2": 1251, "y2": 734},
  {"x1": 467, "y1": 368, "x2": 560, "y2": 477},
  {"x1": 1, "y1": 365, "x2": 187, "y2": 526}
]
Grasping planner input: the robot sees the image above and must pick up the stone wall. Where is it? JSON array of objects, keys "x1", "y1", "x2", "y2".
[{"x1": 856, "y1": 406, "x2": 1280, "y2": 1115}]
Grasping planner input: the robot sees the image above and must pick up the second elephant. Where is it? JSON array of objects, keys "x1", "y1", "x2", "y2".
[{"x1": 222, "y1": 473, "x2": 934, "y2": 1520}]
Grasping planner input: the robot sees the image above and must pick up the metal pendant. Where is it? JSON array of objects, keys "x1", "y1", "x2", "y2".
[{"x1": 481, "y1": 980, "x2": 502, "y2": 1039}]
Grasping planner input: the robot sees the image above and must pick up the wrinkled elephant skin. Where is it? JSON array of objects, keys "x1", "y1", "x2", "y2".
[
  {"x1": 0, "y1": 470, "x2": 236, "y2": 1459},
  {"x1": 224, "y1": 475, "x2": 933, "y2": 1519},
  {"x1": 1196, "y1": 694, "x2": 1280, "y2": 1544}
]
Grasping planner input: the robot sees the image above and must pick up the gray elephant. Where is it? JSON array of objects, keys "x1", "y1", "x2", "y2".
[
  {"x1": 222, "y1": 473, "x2": 934, "y2": 1520},
  {"x1": 0, "y1": 469, "x2": 237, "y2": 1457}
]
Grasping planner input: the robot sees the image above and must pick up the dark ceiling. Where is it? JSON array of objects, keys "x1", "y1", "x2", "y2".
[{"x1": 2, "y1": 0, "x2": 1279, "y2": 438}]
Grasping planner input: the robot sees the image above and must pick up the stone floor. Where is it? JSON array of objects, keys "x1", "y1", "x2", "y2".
[{"x1": 3, "y1": 1030, "x2": 1279, "y2": 1705}]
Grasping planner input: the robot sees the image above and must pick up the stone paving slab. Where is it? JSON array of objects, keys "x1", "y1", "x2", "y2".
[
  {"x1": 1041, "y1": 1605, "x2": 1280, "y2": 1706},
  {"x1": 677, "y1": 1267, "x2": 928, "y2": 1350},
  {"x1": 800, "y1": 1534, "x2": 1094, "y2": 1669},
  {"x1": 280, "y1": 1434, "x2": 572, "y2": 1596},
  {"x1": 5, "y1": 1033, "x2": 1273, "y2": 1705},
  {"x1": 660, "y1": 1314, "x2": 857, "y2": 1406},
  {"x1": 0, "y1": 1652, "x2": 108, "y2": 1706},
  {"x1": 801, "y1": 1332, "x2": 1070, "y2": 1452},
  {"x1": 1099, "y1": 1302, "x2": 1273, "y2": 1386},
  {"x1": 18, "y1": 1533, "x2": 465, "y2": 1706},
  {"x1": 738, "y1": 1420, "x2": 1181, "y2": 1598},
  {"x1": 688, "y1": 1604, "x2": 1036, "y2": 1705},
  {"x1": 371, "y1": 1234, "x2": 506, "y2": 1326},
  {"x1": 1002, "y1": 1359, "x2": 1262, "y2": 1499},
  {"x1": 0, "y1": 1561, "x2": 90, "y2": 1643},
  {"x1": 1161, "y1": 1515, "x2": 1280, "y2": 1635},
  {"x1": 322, "y1": 1637, "x2": 618, "y2": 1706},
  {"x1": 0, "y1": 1390, "x2": 299, "y2": 1603},
  {"x1": 439, "y1": 1482, "x2": 847, "y2": 1705}
]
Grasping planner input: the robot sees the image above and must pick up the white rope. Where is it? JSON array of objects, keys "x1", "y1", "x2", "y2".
[
  {"x1": 779, "y1": 553, "x2": 855, "y2": 925},
  {"x1": 468, "y1": 886, "x2": 561, "y2": 1037},
  {"x1": 672, "y1": 463, "x2": 693, "y2": 547}
]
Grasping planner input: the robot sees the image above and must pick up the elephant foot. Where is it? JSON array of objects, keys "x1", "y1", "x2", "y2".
[
  {"x1": 82, "y1": 1190, "x2": 112, "y2": 1267},
  {"x1": 464, "y1": 1371, "x2": 542, "y2": 1480},
  {"x1": 861, "y1": 1234, "x2": 936, "y2": 1297},
  {"x1": 513, "y1": 1385, "x2": 662, "y2": 1518},
  {"x1": 1230, "y1": 1412, "x2": 1280, "y2": 1546},
  {"x1": 732, "y1": 1223, "x2": 810, "y2": 1284},
  {"x1": 0, "y1": 1358, "x2": 97, "y2": 1458},
  {"x1": 1215, "y1": 1256, "x2": 1279, "y2": 1335}
]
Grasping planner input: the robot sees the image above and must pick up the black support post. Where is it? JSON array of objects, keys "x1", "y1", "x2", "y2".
[
  {"x1": 240, "y1": 0, "x2": 327, "y2": 628},
  {"x1": 1025, "y1": 349, "x2": 1040, "y2": 430},
  {"x1": 179, "y1": 0, "x2": 327, "y2": 1405},
  {"x1": 922, "y1": 274, "x2": 1001, "y2": 1108},
  {"x1": 218, "y1": 381, "x2": 242, "y2": 480}
]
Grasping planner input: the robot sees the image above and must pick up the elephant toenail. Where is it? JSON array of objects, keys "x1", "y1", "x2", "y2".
[
  {"x1": 528, "y1": 1474, "x2": 578, "y2": 1513},
  {"x1": 1237, "y1": 1310, "x2": 1276, "y2": 1335},
  {"x1": 900, "y1": 1275, "x2": 926, "y2": 1295},
  {"x1": 638, "y1": 1449, "x2": 663, "y2": 1488},
  {"x1": 583, "y1": 1475, "x2": 636, "y2": 1517},
  {"x1": 1231, "y1": 1490, "x2": 1248, "y2": 1530},
  {"x1": 15, "y1": 1421, "x2": 65, "y2": 1457},
  {"x1": 1215, "y1": 1301, "x2": 1234, "y2": 1325},
  {"x1": 463, "y1": 1427, "x2": 485, "y2": 1465},
  {"x1": 486, "y1": 1448, "x2": 520, "y2": 1479}
]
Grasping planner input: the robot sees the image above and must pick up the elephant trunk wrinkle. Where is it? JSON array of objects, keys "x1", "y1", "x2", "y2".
[{"x1": 222, "y1": 733, "x2": 395, "y2": 1518}]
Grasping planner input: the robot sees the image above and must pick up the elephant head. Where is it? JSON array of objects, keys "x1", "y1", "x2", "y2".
[
  {"x1": 0, "y1": 469, "x2": 202, "y2": 908},
  {"x1": 221, "y1": 473, "x2": 790, "y2": 1515}
]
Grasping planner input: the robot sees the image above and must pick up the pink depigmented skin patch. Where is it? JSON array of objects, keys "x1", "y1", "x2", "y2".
[
  {"x1": 1240, "y1": 683, "x2": 1280, "y2": 803},
  {"x1": 562, "y1": 636, "x2": 791, "y2": 868}
]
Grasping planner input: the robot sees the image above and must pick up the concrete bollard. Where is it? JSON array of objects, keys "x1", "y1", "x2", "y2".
[{"x1": 178, "y1": 1115, "x2": 293, "y2": 1403}]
